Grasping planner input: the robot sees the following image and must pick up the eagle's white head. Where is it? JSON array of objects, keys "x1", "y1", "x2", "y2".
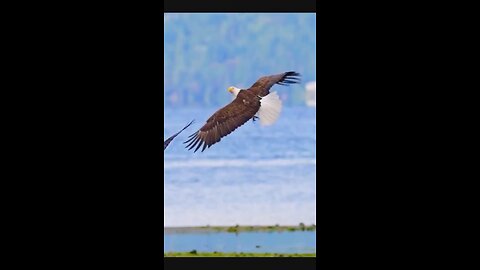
[{"x1": 227, "y1": 86, "x2": 241, "y2": 97}]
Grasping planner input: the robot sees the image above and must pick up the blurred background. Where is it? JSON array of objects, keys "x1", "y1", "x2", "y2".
[{"x1": 164, "y1": 13, "x2": 316, "y2": 227}]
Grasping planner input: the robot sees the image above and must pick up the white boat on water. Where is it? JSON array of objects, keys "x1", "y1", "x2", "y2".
[{"x1": 306, "y1": 81, "x2": 316, "y2": 107}]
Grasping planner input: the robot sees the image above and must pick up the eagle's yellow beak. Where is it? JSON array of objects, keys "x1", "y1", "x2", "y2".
[{"x1": 228, "y1": 87, "x2": 233, "y2": 93}]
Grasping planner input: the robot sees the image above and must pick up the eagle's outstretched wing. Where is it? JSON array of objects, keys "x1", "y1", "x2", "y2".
[
  {"x1": 248, "y1": 71, "x2": 301, "y2": 97},
  {"x1": 164, "y1": 120, "x2": 194, "y2": 151},
  {"x1": 184, "y1": 71, "x2": 301, "y2": 153},
  {"x1": 184, "y1": 95, "x2": 259, "y2": 152}
]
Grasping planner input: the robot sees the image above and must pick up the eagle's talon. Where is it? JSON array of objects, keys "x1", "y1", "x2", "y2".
[{"x1": 252, "y1": 116, "x2": 259, "y2": 122}]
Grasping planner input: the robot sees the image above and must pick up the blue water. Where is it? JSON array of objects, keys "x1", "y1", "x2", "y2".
[
  {"x1": 164, "y1": 230, "x2": 316, "y2": 253},
  {"x1": 164, "y1": 107, "x2": 316, "y2": 227}
]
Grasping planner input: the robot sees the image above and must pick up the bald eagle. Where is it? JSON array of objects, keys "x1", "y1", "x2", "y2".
[
  {"x1": 164, "y1": 120, "x2": 194, "y2": 151},
  {"x1": 184, "y1": 71, "x2": 301, "y2": 152}
]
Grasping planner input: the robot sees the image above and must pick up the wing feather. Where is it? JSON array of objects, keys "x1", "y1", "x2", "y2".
[
  {"x1": 184, "y1": 94, "x2": 259, "y2": 152},
  {"x1": 164, "y1": 120, "x2": 194, "y2": 151},
  {"x1": 248, "y1": 71, "x2": 301, "y2": 97}
]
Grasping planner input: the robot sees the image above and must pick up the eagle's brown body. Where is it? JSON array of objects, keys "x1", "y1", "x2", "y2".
[{"x1": 185, "y1": 71, "x2": 301, "y2": 152}]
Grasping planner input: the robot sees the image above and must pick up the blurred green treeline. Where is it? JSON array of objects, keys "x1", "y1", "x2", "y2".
[{"x1": 164, "y1": 13, "x2": 316, "y2": 107}]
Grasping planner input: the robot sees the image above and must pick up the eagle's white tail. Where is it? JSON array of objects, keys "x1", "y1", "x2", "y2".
[{"x1": 258, "y1": 91, "x2": 282, "y2": 126}]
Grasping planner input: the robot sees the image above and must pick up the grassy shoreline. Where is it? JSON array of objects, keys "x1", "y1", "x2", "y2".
[
  {"x1": 164, "y1": 252, "x2": 316, "y2": 257},
  {"x1": 164, "y1": 224, "x2": 316, "y2": 234}
]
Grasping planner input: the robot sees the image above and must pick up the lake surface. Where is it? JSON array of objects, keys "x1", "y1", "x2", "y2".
[
  {"x1": 164, "y1": 106, "x2": 316, "y2": 227},
  {"x1": 164, "y1": 230, "x2": 316, "y2": 254}
]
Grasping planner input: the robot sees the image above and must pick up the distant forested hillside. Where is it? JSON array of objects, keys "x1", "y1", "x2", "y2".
[{"x1": 164, "y1": 13, "x2": 316, "y2": 107}]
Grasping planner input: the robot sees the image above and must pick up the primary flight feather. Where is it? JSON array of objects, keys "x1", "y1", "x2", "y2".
[{"x1": 164, "y1": 120, "x2": 194, "y2": 151}]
